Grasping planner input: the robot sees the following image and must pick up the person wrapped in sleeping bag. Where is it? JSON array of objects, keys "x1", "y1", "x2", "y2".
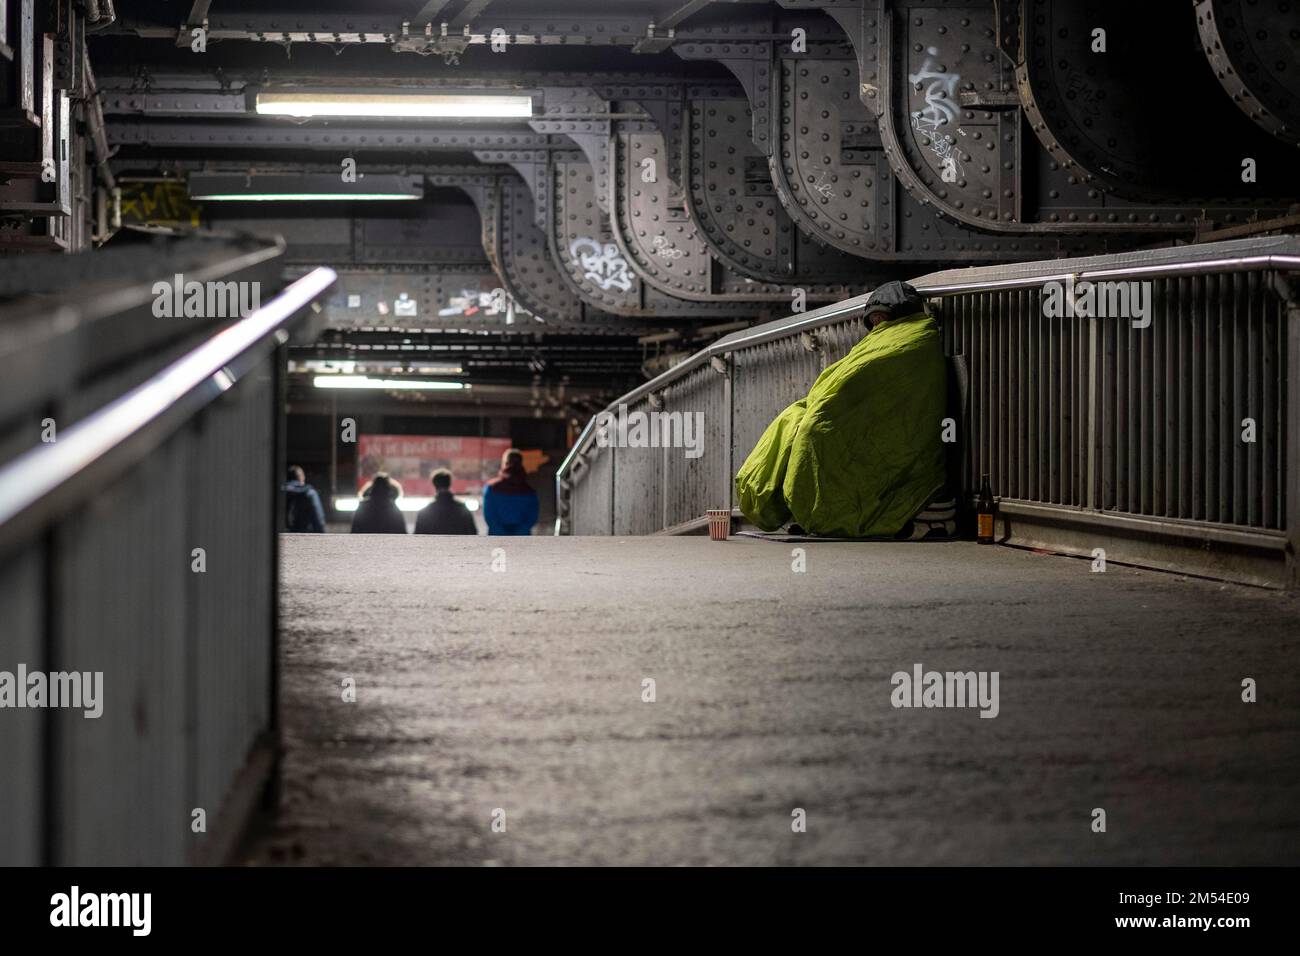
[{"x1": 735, "y1": 280, "x2": 947, "y2": 538}]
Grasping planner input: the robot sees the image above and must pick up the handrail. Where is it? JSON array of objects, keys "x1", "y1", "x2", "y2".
[
  {"x1": 0, "y1": 267, "x2": 338, "y2": 559},
  {"x1": 554, "y1": 236, "x2": 1300, "y2": 532}
]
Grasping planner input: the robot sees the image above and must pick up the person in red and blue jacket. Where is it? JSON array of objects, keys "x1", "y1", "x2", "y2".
[{"x1": 482, "y1": 448, "x2": 539, "y2": 535}]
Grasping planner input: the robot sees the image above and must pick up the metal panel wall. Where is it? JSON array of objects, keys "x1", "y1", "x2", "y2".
[
  {"x1": 569, "y1": 442, "x2": 613, "y2": 535},
  {"x1": 54, "y1": 437, "x2": 192, "y2": 865},
  {"x1": 191, "y1": 368, "x2": 275, "y2": 840},
  {"x1": 612, "y1": 396, "x2": 663, "y2": 536},
  {"x1": 661, "y1": 364, "x2": 727, "y2": 529},
  {"x1": 0, "y1": 350, "x2": 279, "y2": 866},
  {"x1": 0, "y1": 547, "x2": 45, "y2": 865}
]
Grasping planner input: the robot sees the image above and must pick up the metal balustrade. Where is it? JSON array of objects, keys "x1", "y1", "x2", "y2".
[
  {"x1": 556, "y1": 237, "x2": 1300, "y2": 588},
  {"x1": 0, "y1": 240, "x2": 336, "y2": 865}
]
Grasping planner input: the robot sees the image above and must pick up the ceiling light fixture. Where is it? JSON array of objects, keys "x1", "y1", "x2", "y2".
[
  {"x1": 189, "y1": 173, "x2": 424, "y2": 202},
  {"x1": 312, "y1": 376, "x2": 467, "y2": 391},
  {"x1": 254, "y1": 92, "x2": 534, "y2": 119}
]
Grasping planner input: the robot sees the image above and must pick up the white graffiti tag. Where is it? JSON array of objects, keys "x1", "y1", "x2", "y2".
[
  {"x1": 909, "y1": 48, "x2": 961, "y2": 133},
  {"x1": 569, "y1": 237, "x2": 634, "y2": 292},
  {"x1": 653, "y1": 234, "x2": 686, "y2": 259},
  {"x1": 909, "y1": 47, "x2": 964, "y2": 177}
]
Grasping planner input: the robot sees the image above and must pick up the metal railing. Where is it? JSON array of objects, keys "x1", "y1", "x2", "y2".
[
  {"x1": 556, "y1": 236, "x2": 1300, "y2": 588},
  {"x1": 0, "y1": 239, "x2": 336, "y2": 865}
]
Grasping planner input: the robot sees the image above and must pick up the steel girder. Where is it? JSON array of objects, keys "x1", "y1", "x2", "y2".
[
  {"x1": 535, "y1": 83, "x2": 873, "y2": 306},
  {"x1": 461, "y1": 171, "x2": 638, "y2": 331},
  {"x1": 105, "y1": 120, "x2": 553, "y2": 151},
  {"x1": 467, "y1": 149, "x2": 757, "y2": 320},
  {"x1": 678, "y1": 25, "x2": 1089, "y2": 260},
  {"x1": 111, "y1": 13, "x2": 667, "y2": 50},
  {"x1": 546, "y1": 149, "x2": 755, "y2": 317},
  {"x1": 529, "y1": 86, "x2": 757, "y2": 313},
  {"x1": 611, "y1": 95, "x2": 871, "y2": 302},
  {"x1": 1196, "y1": 0, "x2": 1300, "y2": 147},
  {"x1": 724, "y1": 1, "x2": 1293, "y2": 245},
  {"x1": 682, "y1": 91, "x2": 869, "y2": 291},
  {"x1": 1007, "y1": 0, "x2": 1297, "y2": 202}
]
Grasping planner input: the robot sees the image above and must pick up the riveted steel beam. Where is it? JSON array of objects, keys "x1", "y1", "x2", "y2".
[
  {"x1": 106, "y1": 120, "x2": 552, "y2": 151},
  {"x1": 175, "y1": 157, "x2": 656, "y2": 331},
  {"x1": 686, "y1": 2, "x2": 1290, "y2": 253},
  {"x1": 469, "y1": 147, "x2": 759, "y2": 321},
  {"x1": 1196, "y1": 0, "x2": 1300, "y2": 147},
  {"x1": 683, "y1": 31, "x2": 1074, "y2": 260},
  {"x1": 100, "y1": 89, "x2": 248, "y2": 115},
  {"x1": 566, "y1": 83, "x2": 871, "y2": 304},
  {"x1": 1012, "y1": 0, "x2": 1298, "y2": 202},
  {"x1": 113, "y1": 14, "x2": 658, "y2": 47},
  {"x1": 783, "y1": 0, "x2": 1247, "y2": 237},
  {"x1": 467, "y1": 172, "x2": 637, "y2": 329},
  {"x1": 547, "y1": 150, "x2": 755, "y2": 317},
  {"x1": 682, "y1": 91, "x2": 876, "y2": 291},
  {"x1": 473, "y1": 148, "x2": 551, "y2": 228},
  {"x1": 530, "y1": 86, "x2": 614, "y2": 214},
  {"x1": 612, "y1": 116, "x2": 853, "y2": 302}
]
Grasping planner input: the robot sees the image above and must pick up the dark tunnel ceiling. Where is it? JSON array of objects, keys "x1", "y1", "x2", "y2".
[{"x1": 73, "y1": 0, "x2": 1300, "y2": 399}]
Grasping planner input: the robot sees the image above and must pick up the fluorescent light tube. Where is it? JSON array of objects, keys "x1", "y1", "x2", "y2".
[
  {"x1": 312, "y1": 376, "x2": 466, "y2": 391},
  {"x1": 189, "y1": 173, "x2": 424, "y2": 202},
  {"x1": 255, "y1": 92, "x2": 534, "y2": 119},
  {"x1": 195, "y1": 193, "x2": 421, "y2": 201}
]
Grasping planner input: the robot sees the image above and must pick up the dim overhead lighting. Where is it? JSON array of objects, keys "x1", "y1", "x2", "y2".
[
  {"x1": 312, "y1": 376, "x2": 466, "y2": 391},
  {"x1": 254, "y1": 92, "x2": 535, "y2": 119},
  {"x1": 190, "y1": 173, "x2": 424, "y2": 202},
  {"x1": 334, "y1": 496, "x2": 481, "y2": 514}
]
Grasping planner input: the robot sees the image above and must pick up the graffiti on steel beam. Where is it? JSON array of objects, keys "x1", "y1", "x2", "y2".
[
  {"x1": 569, "y1": 237, "x2": 635, "y2": 292},
  {"x1": 908, "y1": 48, "x2": 965, "y2": 180}
]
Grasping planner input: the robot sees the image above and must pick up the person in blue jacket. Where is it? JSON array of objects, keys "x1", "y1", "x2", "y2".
[
  {"x1": 284, "y1": 465, "x2": 326, "y2": 532},
  {"x1": 481, "y1": 448, "x2": 539, "y2": 535}
]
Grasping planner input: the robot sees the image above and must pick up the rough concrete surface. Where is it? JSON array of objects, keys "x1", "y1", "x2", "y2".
[{"x1": 242, "y1": 534, "x2": 1300, "y2": 866}]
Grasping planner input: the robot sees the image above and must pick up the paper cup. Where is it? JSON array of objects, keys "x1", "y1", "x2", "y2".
[{"x1": 707, "y1": 509, "x2": 731, "y2": 541}]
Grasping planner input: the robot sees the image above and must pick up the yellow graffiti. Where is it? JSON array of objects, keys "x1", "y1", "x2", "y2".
[{"x1": 119, "y1": 181, "x2": 202, "y2": 227}]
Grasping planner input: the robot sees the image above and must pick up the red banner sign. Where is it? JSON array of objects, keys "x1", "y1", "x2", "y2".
[{"x1": 357, "y1": 435, "x2": 514, "y2": 496}]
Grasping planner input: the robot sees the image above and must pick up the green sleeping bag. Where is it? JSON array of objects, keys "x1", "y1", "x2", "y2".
[{"x1": 735, "y1": 310, "x2": 947, "y2": 538}]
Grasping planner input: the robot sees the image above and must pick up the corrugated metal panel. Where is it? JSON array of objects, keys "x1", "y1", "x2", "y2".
[
  {"x1": 54, "y1": 439, "x2": 191, "y2": 865},
  {"x1": 192, "y1": 371, "x2": 274, "y2": 830},
  {"x1": 0, "y1": 548, "x2": 45, "y2": 865},
  {"x1": 1091, "y1": 274, "x2": 1285, "y2": 530},
  {"x1": 569, "y1": 443, "x2": 613, "y2": 535},
  {"x1": 612, "y1": 397, "x2": 662, "y2": 535},
  {"x1": 661, "y1": 365, "x2": 726, "y2": 527}
]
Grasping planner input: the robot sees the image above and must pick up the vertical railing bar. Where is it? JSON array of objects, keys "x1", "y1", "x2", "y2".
[
  {"x1": 1236, "y1": 272, "x2": 1250, "y2": 526},
  {"x1": 1087, "y1": 308, "x2": 1098, "y2": 511},
  {"x1": 1262, "y1": 274, "x2": 1279, "y2": 528},
  {"x1": 1219, "y1": 272, "x2": 1232, "y2": 524},
  {"x1": 1193, "y1": 274, "x2": 1205, "y2": 521}
]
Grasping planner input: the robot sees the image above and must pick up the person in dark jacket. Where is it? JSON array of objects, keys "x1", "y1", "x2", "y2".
[
  {"x1": 350, "y1": 473, "x2": 407, "y2": 534},
  {"x1": 284, "y1": 466, "x2": 326, "y2": 533},
  {"x1": 414, "y1": 468, "x2": 477, "y2": 535},
  {"x1": 482, "y1": 448, "x2": 539, "y2": 535}
]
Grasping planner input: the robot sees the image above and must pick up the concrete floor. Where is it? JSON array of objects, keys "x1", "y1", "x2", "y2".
[{"x1": 243, "y1": 534, "x2": 1300, "y2": 866}]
